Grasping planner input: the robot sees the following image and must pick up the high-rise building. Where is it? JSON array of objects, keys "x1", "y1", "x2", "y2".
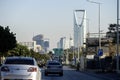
[
  {"x1": 59, "y1": 37, "x2": 66, "y2": 49},
  {"x1": 33, "y1": 34, "x2": 49, "y2": 53},
  {"x1": 44, "y1": 39, "x2": 50, "y2": 53},
  {"x1": 74, "y1": 10, "x2": 87, "y2": 48},
  {"x1": 33, "y1": 34, "x2": 44, "y2": 47},
  {"x1": 57, "y1": 37, "x2": 74, "y2": 49}
]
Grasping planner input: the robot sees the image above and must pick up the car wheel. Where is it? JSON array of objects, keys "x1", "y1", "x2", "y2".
[
  {"x1": 45, "y1": 72, "x2": 48, "y2": 76},
  {"x1": 59, "y1": 72, "x2": 63, "y2": 76}
]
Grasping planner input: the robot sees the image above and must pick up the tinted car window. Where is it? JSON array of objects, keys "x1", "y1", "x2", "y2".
[
  {"x1": 5, "y1": 59, "x2": 34, "y2": 65},
  {"x1": 48, "y1": 62, "x2": 60, "y2": 65}
]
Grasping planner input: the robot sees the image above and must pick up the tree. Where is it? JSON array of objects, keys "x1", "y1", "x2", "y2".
[
  {"x1": 106, "y1": 24, "x2": 119, "y2": 56},
  {"x1": 0, "y1": 26, "x2": 17, "y2": 56},
  {"x1": 8, "y1": 44, "x2": 30, "y2": 56},
  {"x1": 8, "y1": 44, "x2": 50, "y2": 63},
  {"x1": 106, "y1": 24, "x2": 120, "y2": 43}
]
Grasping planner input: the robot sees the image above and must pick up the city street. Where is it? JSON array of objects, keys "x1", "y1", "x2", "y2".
[
  {"x1": 0, "y1": 0, "x2": 119, "y2": 80},
  {"x1": 41, "y1": 66, "x2": 105, "y2": 80}
]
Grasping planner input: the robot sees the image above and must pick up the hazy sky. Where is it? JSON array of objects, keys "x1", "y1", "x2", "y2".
[{"x1": 0, "y1": 0, "x2": 117, "y2": 49}]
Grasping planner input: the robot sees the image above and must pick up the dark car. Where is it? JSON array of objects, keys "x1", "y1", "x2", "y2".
[{"x1": 44, "y1": 60, "x2": 63, "y2": 76}]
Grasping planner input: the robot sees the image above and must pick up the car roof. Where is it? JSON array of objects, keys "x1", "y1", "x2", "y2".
[{"x1": 47, "y1": 60, "x2": 60, "y2": 63}]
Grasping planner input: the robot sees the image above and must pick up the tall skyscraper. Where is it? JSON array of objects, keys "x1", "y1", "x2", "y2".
[
  {"x1": 33, "y1": 34, "x2": 49, "y2": 53},
  {"x1": 74, "y1": 10, "x2": 87, "y2": 48},
  {"x1": 44, "y1": 39, "x2": 50, "y2": 53},
  {"x1": 33, "y1": 34, "x2": 44, "y2": 47},
  {"x1": 57, "y1": 37, "x2": 73, "y2": 49}
]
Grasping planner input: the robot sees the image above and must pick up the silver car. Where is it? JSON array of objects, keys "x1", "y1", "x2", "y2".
[
  {"x1": 44, "y1": 60, "x2": 63, "y2": 76},
  {"x1": 0, "y1": 56, "x2": 41, "y2": 80}
]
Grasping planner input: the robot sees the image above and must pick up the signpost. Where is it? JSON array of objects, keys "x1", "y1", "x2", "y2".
[{"x1": 98, "y1": 49, "x2": 103, "y2": 70}]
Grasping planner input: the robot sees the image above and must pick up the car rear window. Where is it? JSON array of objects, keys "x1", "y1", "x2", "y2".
[
  {"x1": 4, "y1": 59, "x2": 34, "y2": 65},
  {"x1": 48, "y1": 62, "x2": 60, "y2": 65}
]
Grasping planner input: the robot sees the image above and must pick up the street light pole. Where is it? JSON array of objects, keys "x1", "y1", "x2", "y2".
[
  {"x1": 87, "y1": 0, "x2": 101, "y2": 49},
  {"x1": 98, "y1": 3, "x2": 101, "y2": 49},
  {"x1": 117, "y1": 0, "x2": 119, "y2": 73}
]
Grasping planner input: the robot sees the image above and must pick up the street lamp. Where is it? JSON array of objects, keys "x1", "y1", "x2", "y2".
[{"x1": 87, "y1": 0, "x2": 101, "y2": 49}]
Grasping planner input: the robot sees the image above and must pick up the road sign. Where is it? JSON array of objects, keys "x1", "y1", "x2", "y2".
[
  {"x1": 53, "y1": 48, "x2": 64, "y2": 56},
  {"x1": 98, "y1": 49, "x2": 103, "y2": 56}
]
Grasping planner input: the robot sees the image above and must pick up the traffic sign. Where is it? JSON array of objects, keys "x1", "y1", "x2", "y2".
[{"x1": 98, "y1": 49, "x2": 103, "y2": 56}]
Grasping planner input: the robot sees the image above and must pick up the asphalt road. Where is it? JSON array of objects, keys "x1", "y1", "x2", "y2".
[{"x1": 41, "y1": 66, "x2": 105, "y2": 80}]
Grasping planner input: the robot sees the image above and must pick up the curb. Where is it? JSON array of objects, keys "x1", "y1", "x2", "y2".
[{"x1": 68, "y1": 65, "x2": 118, "y2": 80}]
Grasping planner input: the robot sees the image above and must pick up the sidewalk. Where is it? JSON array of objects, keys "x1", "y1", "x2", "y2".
[
  {"x1": 68, "y1": 65, "x2": 120, "y2": 80},
  {"x1": 80, "y1": 69, "x2": 120, "y2": 80}
]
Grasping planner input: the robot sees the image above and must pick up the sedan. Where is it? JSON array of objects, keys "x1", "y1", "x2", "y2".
[
  {"x1": 0, "y1": 56, "x2": 41, "y2": 80},
  {"x1": 44, "y1": 60, "x2": 63, "y2": 76}
]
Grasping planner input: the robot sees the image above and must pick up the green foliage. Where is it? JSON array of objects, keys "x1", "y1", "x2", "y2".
[
  {"x1": 8, "y1": 44, "x2": 50, "y2": 63},
  {"x1": 8, "y1": 44, "x2": 30, "y2": 56},
  {"x1": 68, "y1": 53, "x2": 73, "y2": 61},
  {"x1": 64, "y1": 49, "x2": 74, "y2": 62},
  {"x1": 0, "y1": 26, "x2": 17, "y2": 56},
  {"x1": 106, "y1": 24, "x2": 120, "y2": 43},
  {"x1": 28, "y1": 50, "x2": 50, "y2": 63},
  {"x1": 0, "y1": 25, "x2": 50, "y2": 63}
]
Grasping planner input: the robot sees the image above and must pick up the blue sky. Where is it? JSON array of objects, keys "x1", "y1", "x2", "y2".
[{"x1": 0, "y1": 0, "x2": 117, "y2": 49}]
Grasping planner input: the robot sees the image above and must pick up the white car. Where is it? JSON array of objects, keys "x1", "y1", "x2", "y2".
[
  {"x1": 44, "y1": 60, "x2": 63, "y2": 76},
  {"x1": 0, "y1": 56, "x2": 41, "y2": 80}
]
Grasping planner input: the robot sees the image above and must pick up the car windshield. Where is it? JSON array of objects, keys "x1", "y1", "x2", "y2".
[{"x1": 4, "y1": 59, "x2": 34, "y2": 65}]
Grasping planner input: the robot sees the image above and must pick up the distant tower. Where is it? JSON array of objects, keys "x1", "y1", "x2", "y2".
[
  {"x1": 33, "y1": 34, "x2": 50, "y2": 53},
  {"x1": 59, "y1": 37, "x2": 66, "y2": 49},
  {"x1": 44, "y1": 39, "x2": 50, "y2": 53},
  {"x1": 74, "y1": 10, "x2": 87, "y2": 48},
  {"x1": 33, "y1": 34, "x2": 44, "y2": 47}
]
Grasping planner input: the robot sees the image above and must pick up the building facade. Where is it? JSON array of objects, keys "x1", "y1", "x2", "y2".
[{"x1": 18, "y1": 41, "x2": 42, "y2": 53}]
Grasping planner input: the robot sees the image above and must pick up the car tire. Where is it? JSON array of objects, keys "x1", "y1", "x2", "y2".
[
  {"x1": 45, "y1": 72, "x2": 48, "y2": 76},
  {"x1": 59, "y1": 72, "x2": 63, "y2": 76}
]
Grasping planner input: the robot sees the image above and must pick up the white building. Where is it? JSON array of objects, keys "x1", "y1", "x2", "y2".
[
  {"x1": 18, "y1": 41, "x2": 42, "y2": 53},
  {"x1": 57, "y1": 37, "x2": 74, "y2": 49}
]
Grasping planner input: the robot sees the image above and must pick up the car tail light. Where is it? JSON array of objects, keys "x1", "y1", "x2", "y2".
[
  {"x1": 27, "y1": 67, "x2": 37, "y2": 72},
  {"x1": 1, "y1": 66, "x2": 10, "y2": 72}
]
